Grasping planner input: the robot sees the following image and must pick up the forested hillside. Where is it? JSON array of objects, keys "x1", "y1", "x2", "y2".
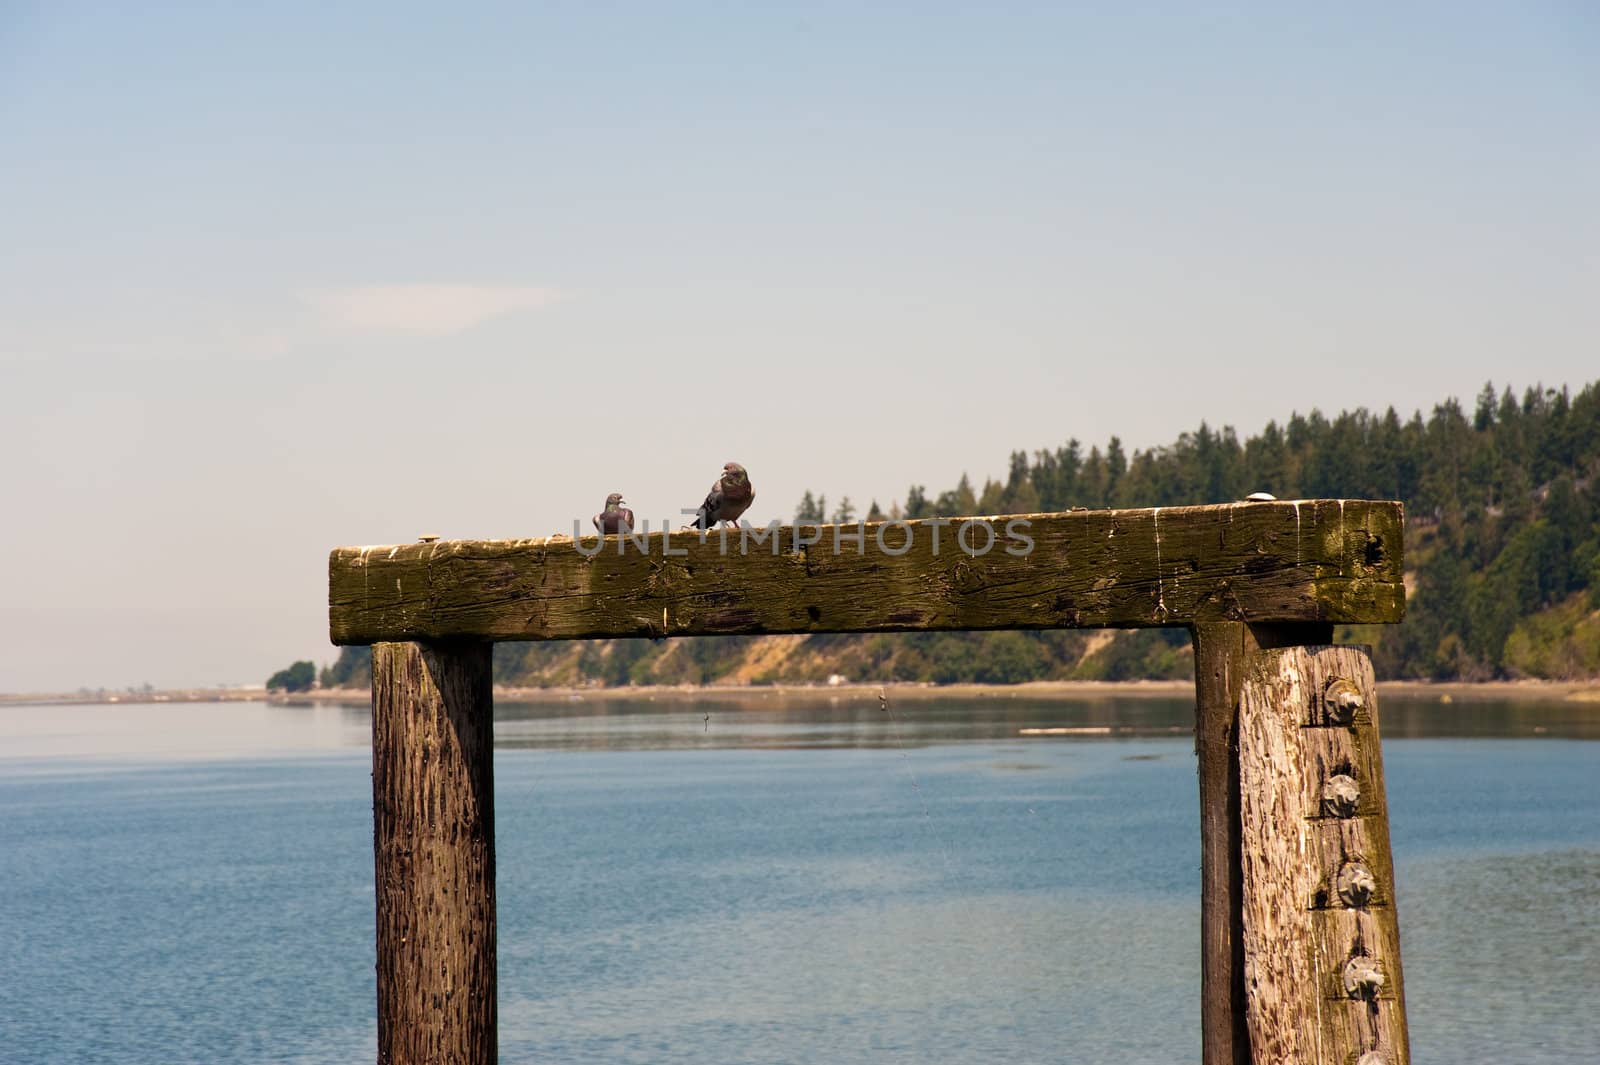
[{"x1": 319, "y1": 381, "x2": 1600, "y2": 689}]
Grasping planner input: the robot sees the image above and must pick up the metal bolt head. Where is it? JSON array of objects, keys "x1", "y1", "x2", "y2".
[
  {"x1": 1324, "y1": 677, "x2": 1365, "y2": 724},
  {"x1": 418, "y1": 534, "x2": 440, "y2": 543},
  {"x1": 1243, "y1": 491, "x2": 1277, "y2": 501},
  {"x1": 1322, "y1": 773, "x2": 1360, "y2": 817},
  {"x1": 1343, "y1": 954, "x2": 1385, "y2": 999},
  {"x1": 1336, "y1": 861, "x2": 1378, "y2": 907}
]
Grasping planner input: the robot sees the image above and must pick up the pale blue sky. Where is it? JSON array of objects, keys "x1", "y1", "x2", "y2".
[{"x1": 2, "y1": 3, "x2": 1595, "y2": 691}]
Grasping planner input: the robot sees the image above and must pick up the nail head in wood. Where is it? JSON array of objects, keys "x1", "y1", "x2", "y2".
[
  {"x1": 1342, "y1": 954, "x2": 1385, "y2": 1000},
  {"x1": 1322, "y1": 773, "x2": 1361, "y2": 817},
  {"x1": 1324, "y1": 677, "x2": 1365, "y2": 725},
  {"x1": 1336, "y1": 861, "x2": 1377, "y2": 908},
  {"x1": 418, "y1": 534, "x2": 440, "y2": 543}
]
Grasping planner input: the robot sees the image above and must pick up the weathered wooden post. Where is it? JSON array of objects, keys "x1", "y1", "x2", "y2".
[
  {"x1": 1192, "y1": 621, "x2": 1329, "y2": 1065},
  {"x1": 1188, "y1": 498, "x2": 1406, "y2": 1065},
  {"x1": 1238, "y1": 645, "x2": 1408, "y2": 1065},
  {"x1": 330, "y1": 499, "x2": 1407, "y2": 1064},
  {"x1": 370, "y1": 640, "x2": 497, "y2": 1065}
]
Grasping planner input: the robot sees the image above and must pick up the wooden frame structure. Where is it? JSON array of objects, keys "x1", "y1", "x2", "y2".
[{"x1": 330, "y1": 500, "x2": 1410, "y2": 1065}]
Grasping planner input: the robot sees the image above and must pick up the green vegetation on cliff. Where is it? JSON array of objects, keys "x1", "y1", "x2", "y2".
[{"x1": 319, "y1": 380, "x2": 1600, "y2": 686}]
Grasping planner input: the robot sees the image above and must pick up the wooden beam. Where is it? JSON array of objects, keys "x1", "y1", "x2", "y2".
[
  {"x1": 330, "y1": 500, "x2": 1403, "y2": 645},
  {"x1": 1237, "y1": 644, "x2": 1410, "y2": 1065},
  {"x1": 372, "y1": 641, "x2": 497, "y2": 1065}
]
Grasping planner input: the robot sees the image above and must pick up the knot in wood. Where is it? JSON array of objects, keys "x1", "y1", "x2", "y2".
[
  {"x1": 1322, "y1": 773, "x2": 1360, "y2": 817},
  {"x1": 1336, "y1": 860, "x2": 1377, "y2": 908},
  {"x1": 1342, "y1": 954, "x2": 1385, "y2": 1000},
  {"x1": 948, "y1": 558, "x2": 983, "y2": 593},
  {"x1": 1324, "y1": 677, "x2": 1365, "y2": 724}
]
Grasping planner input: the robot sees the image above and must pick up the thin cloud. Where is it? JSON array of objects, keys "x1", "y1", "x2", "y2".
[{"x1": 306, "y1": 284, "x2": 567, "y2": 336}]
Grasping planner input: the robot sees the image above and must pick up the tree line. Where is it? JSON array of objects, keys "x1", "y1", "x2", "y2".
[{"x1": 308, "y1": 379, "x2": 1600, "y2": 688}]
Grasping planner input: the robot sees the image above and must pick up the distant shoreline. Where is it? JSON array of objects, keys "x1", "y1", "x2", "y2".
[
  {"x1": 0, "y1": 687, "x2": 269, "y2": 707},
  {"x1": 4, "y1": 677, "x2": 1597, "y2": 708},
  {"x1": 287, "y1": 678, "x2": 1600, "y2": 705}
]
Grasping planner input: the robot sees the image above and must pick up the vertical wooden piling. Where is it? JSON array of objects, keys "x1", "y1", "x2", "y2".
[
  {"x1": 1191, "y1": 622, "x2": 1252, "y2": 1065},
  {"x1": 1238, "y1": 645, "x2": 1409, "y2": 1065},
  {"x1": 371, "y1": 640, "x2": 497, "y2": 1065},
  {"x1": 1191, "y1": 622, "x2": 1333, "y2": 1065}
]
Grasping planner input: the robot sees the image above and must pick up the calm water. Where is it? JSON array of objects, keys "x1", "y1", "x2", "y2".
[{"x1": 1, "y1": 693, "x2": 1596, "y2": 1064}]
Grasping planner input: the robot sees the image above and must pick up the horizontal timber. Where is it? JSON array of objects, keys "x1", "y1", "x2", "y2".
[{"x1": 328, "y1": 500, "x2": 1404, "y2": 645}]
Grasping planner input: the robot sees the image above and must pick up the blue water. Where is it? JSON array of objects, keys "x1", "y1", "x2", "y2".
[{"x1": 1, "y1": 696, "x2": 1596, "y2": 1063}]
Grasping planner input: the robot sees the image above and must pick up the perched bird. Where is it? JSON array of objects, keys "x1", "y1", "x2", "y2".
[
  {"x1": 593, "y1": 492, "x2": 635, "y2": 535},
  {"x1": 690, "y1": 462, "x2": 755, "y2": 529}
]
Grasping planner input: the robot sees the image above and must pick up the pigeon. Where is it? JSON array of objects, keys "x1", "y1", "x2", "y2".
[
  {"x1": 690, "y1": 462, "x2": 755, "y2": 529},
  {"x1": 593, "y1": 492, "x2": 635, "y2": 535}
]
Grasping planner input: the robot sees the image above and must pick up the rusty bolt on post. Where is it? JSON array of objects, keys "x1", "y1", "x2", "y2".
[
  {"x1": 1322, "y1": 773, "x2": 1361, "y2": 817},
  {"x1": 1324, "y1": 677, "x2": 1365, "y2": 724},
  {"x1": 1343, "y1": 955, "x2": 1386, "y2": 1000},
  {"x1": 1337, "y1": 861, "x2": 1378, "y2": 907}
]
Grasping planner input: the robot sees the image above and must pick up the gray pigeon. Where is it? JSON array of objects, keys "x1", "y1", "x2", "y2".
[
  {"x1": 593, "y1": 492, "x2": 635, "y2": 535},
  {"x1": 691, "y1": 462, "x2": 755, "y2": 529}
]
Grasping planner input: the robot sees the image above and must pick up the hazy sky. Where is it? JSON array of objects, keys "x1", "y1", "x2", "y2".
[{"x1": 2, "y1": 3, "x2": 1595, "y2": 692}]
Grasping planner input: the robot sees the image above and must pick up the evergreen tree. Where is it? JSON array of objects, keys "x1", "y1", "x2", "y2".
[
  {"x1": 977, "y1": 478, "x2": 1005, "y2": 513},
  {"x1": 1474, "y1": 381, "x2": 1498, "y2": 432},
  {"x1": 932, "y1": 474, "x2": 978, "y2": 515},
  {"x1": 795, "y1": 491, "x2": 824, "y2": 523},
  {"x1": 1105, "y1": 436, "x2": 1128, "y2": 505}
]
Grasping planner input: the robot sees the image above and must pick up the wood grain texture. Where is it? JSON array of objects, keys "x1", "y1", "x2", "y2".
[
  {"x1": 1238, "y1": 645, "x2": 1409, "y2": 1065},
  {"x1": 372, "y1": 641, "x2": 497, "y2": 1065},
  {"x1": 330, "y1": 500, "x2": 1404, "y2": 644},
  {"x1": 1192, "y1": 622, "x2": 1254, "y2": 1065},
  {"x1": 1191, "y1": 623, "x2": 1334, "y2": 1065}
]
